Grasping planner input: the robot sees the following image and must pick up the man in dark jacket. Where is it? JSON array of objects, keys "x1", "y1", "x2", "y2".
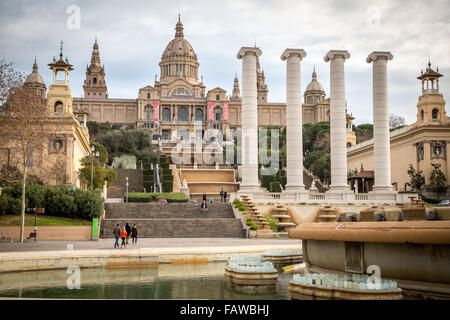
[
  {"x1": 125, "y1": 223, "x2": 131, "y2": 245},
  {"x1": 113, "y1": 224, "x2": 120, "y2": 248},
  {"x1": 131, "y1": 224, "x2": 138, "y2": 244}
]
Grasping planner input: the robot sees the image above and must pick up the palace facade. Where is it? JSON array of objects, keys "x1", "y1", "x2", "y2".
[{"x1": 72, "y1": 17, "x2": 355, "y2": 143}]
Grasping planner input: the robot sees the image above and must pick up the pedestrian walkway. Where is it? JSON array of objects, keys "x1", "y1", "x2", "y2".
[{"x1": 0, "y1": 238, "x2": 300, "y2": 253}]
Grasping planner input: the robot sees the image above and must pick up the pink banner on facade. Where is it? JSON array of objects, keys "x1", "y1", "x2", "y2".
[
  {"x1": 208, "y1": 102, "x2": 213, "y2": 121},
  {"x1": 223, "y1": 102, "x2": 228, "y2": 121},
  {"x1": 154, "y1": 101, "x2": 159, "y2": 121}
]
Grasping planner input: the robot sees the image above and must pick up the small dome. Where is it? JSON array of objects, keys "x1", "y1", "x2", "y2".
[
  {"x1": 161, "y1": 16, "x2": 197, "y2": 61},
  {"x1": 305, "y1": 69, "x2": 324, "y2": 93},
  {"x1": 25, "y1": 59, "x2": 45, "y2": 86}
]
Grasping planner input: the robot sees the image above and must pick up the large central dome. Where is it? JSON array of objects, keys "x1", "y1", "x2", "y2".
[
  {"x1": 162, "y1": 17, "x2": 197, "y2": 61},
  {"x1": 159, "y1": 16, "x2": 199, "y2": 85}
]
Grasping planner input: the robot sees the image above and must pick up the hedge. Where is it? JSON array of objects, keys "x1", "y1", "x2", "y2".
[
  {"x1": 162, "y1": 180, "x2": 173, "y2": 192},
  {"x1": 0, "y1": 184, "x2": 103, "y2": 219},
  {"x1": 143, "y1": 182, "x2": 154, "y2": 193},
  {"x1": 269, "y1": 181, "x2": 281, "y2": 192},
  {"x1": 143, "y1": 175, "x2": 154, "y2": 182},
  {"x1": 143, "y1": 162, "x2": 152, "y2": 170},
  {"x1": 143, "y1": 169, "x2": 153, "y2": 176},
  {"x1": 125, "y1": 192, "x2": 188, "y2": 203}
]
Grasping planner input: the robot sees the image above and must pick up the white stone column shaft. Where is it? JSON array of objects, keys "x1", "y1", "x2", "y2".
[
  {"x1": 237, "y1": 47, "x2": 262, "y2": 192},
  {"x1": 367, "y1": 51, "x2": 394, "y2": 192},
  {"x1": 281, "y1": 49, "x2": 307, "y2": 191},
  {"x1": 324, "y1": 50, "x2": 351, "y2": 192}
]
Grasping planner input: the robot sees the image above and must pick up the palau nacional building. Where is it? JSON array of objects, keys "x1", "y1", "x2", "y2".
[{"x1": 71, "y1": 16, "x2": 346, "y2": 142}]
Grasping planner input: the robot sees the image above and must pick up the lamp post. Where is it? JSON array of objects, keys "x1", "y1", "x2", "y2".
[
  {"x1": 86, "y1": 145, "x2": 100, "y2": 190},
  {"x1": 126, "y1": 177, "x2": 129, "y2": 203}
]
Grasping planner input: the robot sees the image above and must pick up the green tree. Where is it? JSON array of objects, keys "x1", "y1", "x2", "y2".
[
  {"x1": 78, "y1": 142, "x2": 117, "y2": 190},
  {"x1": 406, "y1": 164, "x2": 425, "y2": 192},
  {"x1": 354, "y1": 124, "x2": 373, "y2": 143},
  {"x1": 429, "y1": 163, "x2": 447, "y2": 200}
]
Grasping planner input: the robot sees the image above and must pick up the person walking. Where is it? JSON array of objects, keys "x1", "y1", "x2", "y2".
[
  {"x1": 224, "y1": 191, "x2": 227, "y2": 203},
  {"x1": 202, "y1": 192, "x2": 207, "y2": 202},
  {"x1": 113, "y1": 224, "x2": 120, "y2": 248},
  {"x1": 201, "y1": 199, "x2": 208, "y2": 214},
  {"x1": 120, "y1": 226, "x2": 127, "y2": 248},
  {"x1": 131, "y1": 224, "x2": 138, "y2": 244},
  {"x1": 220, "y1": 188, "x2": 224, "y2": 202},
  {"x1": 125, "y1": 223, "x2": 131, "y2": 245}
]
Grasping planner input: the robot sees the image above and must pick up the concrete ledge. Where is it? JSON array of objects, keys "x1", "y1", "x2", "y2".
[{"x1": 0, "y1": 244, "x2": 301, "y2": 272}]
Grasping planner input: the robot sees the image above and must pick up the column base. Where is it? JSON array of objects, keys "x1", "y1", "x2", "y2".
[
  {"x1": 326, "y1": 185, "x2": 353, "y2": 193},
  {"x1": 238, "y1": 185, "x2": 262, "y2": 193},
  {"x1": 284, "y1": 184, "x2": 306, "y2": 192},
  {"x1": 369, "y1": 186, "x2": 397, "y2": 194}
]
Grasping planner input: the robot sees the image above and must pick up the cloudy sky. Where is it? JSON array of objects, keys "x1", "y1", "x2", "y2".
[{"x1": 0, "y1": 0, "x2": 448, "y2": 124}]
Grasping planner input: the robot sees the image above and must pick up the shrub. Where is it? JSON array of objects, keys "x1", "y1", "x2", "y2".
[
  {"x1": 162, "y1": 180, "x2": 173, "y2": 192},
  {"x1": 264, "y1": 214, "x2": 279, "y2": 231},
  {"x1": 126, "y1": 192, "x2": 189, "y2": 203},
  {"x1": 44, "y1": 186, "x2": 76, "y2": 218},
  {"x1": 71, "y1": 189, "x2": 104, "y2": 219},
  {"x1": 269, "y1": 181, "x2": 281, "y2": 192},
  {"x1": 232, "y1": 198, "x2": 242, "y2": 206},
  {"x1": 26, "y1": 184, "x2": 45, "y2": 208},
  {"x1": 143, "y1": 175, "x2": 154, "y2": 182},
  {"x1": 0, "y1": 194, "x2": 21, "y2": 215}
]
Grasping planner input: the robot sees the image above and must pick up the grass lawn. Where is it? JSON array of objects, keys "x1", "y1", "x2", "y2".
[{"x1": 0, "y1": 214, "x2": 91, "y2": 226}]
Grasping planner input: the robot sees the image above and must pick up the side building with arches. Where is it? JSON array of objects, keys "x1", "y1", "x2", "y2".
[{"x1": 347, "y1": 61, "x2": 450, "y2": 198}]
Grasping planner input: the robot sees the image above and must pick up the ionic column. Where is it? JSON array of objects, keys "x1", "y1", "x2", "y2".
[
  {"x1": 281, "y1": 49, "x2": 307, "y2": 191},
  {"x1": 324, "y1": 50, "x2": 351, "y2": 192},
  {"x1": 367, "y1": 51, "x2": 394, "y2": 193},
  {"x1": 237, "y1": 47, "x2": 262, "y2": 192}
]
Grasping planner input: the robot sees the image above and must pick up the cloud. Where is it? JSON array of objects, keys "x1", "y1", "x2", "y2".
[{"x1": 0, "y1": 0, "x2": 448, "y2": 125}]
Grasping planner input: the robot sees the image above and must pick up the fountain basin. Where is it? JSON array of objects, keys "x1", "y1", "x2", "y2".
[
  {"x1": 224, "y1": 267, "x2": 278, "y2": 293},
  {"x1": 289, "y1": 282, "x2": 403, "y2": 300}
]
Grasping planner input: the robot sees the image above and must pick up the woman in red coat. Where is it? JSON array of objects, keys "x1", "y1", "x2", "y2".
[{"x1": 120, "y1": 226, "x2": 127, "y2": 248}]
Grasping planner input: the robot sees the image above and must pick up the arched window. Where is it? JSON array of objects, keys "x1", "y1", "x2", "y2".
[
  {"x1": 147, "y1": 93, "x2": 150, "y2": 99},
  {"x1": 421, "y1": 110, "x2": 424, "y2": 122},
  {"x1": 216, "y1": 94, "x2": 220, "y2": 101},
  {"x1": 54, "y1": 101, "x2": 63, "y2": 117},
  {"x1": 177, "y1": 107, "x2": 188, "y2": 122},
  {"x1": 93, "y1": 78, "x2": 97, "y2": 85},
  {"x1": 162, "y1": 108, "x2": 171, "y2": 122},
  {"x1": 432, "y1": 108, "x2": 439, "y2": 121},
  {"x1": 307, "y1": 96, "x2": 313, "y2": 104},
  {"x1": 195, "y1": 108, "x2": 203, "y2": 122}
]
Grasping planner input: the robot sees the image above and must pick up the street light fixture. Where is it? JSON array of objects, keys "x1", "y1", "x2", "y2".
[
  {"x1": 86, "y1": 145, "x2": 100, "y2": 190},
  {"x1": 126, "y1": 176, "x2": 129, "y2": 203}
]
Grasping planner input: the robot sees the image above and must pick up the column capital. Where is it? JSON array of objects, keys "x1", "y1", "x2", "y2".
[
  {"x1": 281, "y1": 48, "x2": 306, "y2": 61},
  {"x1": 366, "y1": 51, "x2": 393, "y2": 63},
  {"x1": 237, "y1": 47, "x2": 262, "y2": 60},
  {"x1": 324, "y1": 50, "x2": 351, "y2": 62}
]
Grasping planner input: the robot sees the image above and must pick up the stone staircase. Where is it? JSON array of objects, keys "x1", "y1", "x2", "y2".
[
  {"x1": 107, "y1": 169, "x2": 144, "y2": 198},
  {"x1": 101, "y1": 203, "x2": 243, "y2": 238}
]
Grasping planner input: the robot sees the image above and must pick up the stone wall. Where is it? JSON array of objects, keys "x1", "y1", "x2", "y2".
[{"x1": 0, "y1": 226, "x2": 91, "y2": 241}]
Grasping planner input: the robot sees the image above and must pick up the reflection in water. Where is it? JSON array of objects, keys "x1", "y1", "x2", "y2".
[{"x1": 0, "y1": 262, "x2": 290, "y2": 300}]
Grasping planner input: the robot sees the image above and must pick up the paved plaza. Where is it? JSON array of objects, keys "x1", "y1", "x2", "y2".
[{"x1": 0, "y1": 238, "x2": 301, "y2": 253}]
